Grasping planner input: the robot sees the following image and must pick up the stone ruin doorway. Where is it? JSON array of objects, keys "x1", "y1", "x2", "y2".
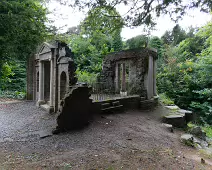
[
  {"x1": 116, "y1": 61, "x2": 130, "y2": 96},
  {"x1": 60, "y1": 71, "x2": 67, "y2": 100}
]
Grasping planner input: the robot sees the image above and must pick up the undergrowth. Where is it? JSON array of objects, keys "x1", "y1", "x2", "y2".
[
  {"x1": 159, "y1": 93, "x2": 174, "y2": 105},
  {"x1": 187, "y1": 122, "x2": 212, "y2": 138},
  {"x1": 0, "y1": 90, "x2": 26, "y2": 100}
]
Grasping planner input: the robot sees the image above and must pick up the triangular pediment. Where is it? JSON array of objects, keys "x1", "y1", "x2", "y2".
[{"x1": 39, "y1": 42, "x2": 57, "y2": 54}]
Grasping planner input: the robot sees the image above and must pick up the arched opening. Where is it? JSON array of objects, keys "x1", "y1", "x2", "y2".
[
  {"x1": 37, "y1": 72, "x2": 39, "y2": 92},
  {"x1": 60, "y1": 72, "x2": 67, "y2": 100}
]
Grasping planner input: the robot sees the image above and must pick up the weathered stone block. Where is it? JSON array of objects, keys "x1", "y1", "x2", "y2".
[
  {"x1": 163, "y1": 114, "x2": 186, "y2": 128},
  {"x1": 189, "y1": 126, "x2": 206, "y2": 140},
  {"x1": 53, "y1": 85, "x2": 92, "y2": 134}
]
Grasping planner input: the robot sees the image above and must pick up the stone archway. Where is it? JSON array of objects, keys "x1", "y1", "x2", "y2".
[{"x1": 60, "y1": 72, "x2": 67, "y2": 100}]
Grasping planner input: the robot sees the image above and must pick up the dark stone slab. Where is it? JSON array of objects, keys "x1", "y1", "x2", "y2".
[
  {"x1": 39, "y1": 129, "x2": 53, "y2": 139},
  {"x1": 53, "y1": 85, "x2": 92, "y2": 134},
  {"x1": 163, "y1": 114, "x2": 186, "y2": 128},
  {"x1": 112, "y1": 101, "x2": 120, "y2": 106}
]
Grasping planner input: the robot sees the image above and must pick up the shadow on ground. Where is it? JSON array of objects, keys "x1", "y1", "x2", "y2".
[{"x1": 0, "y1": 101, "x2": 211, "y2": 169}]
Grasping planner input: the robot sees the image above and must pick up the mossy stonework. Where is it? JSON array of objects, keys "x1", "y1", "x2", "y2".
[{"x1": 99, "y1": 48, "x2": 158, "y2": 99}]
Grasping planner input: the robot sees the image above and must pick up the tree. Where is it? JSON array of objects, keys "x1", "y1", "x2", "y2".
[
  {"x1": 68, "y1": 6, "x2": 124, "y2": 73},
  {"x1": 161, "y1": 24, "x2": 188, "y2": 46},
  {"x1": 56, "y1": 0, "x2": 212, "y2": 27},
  {"x1": 0, "y1": 0, "x2": 49, "y2": 90},
  {"x1": 157, "y1": 21, "x2": 212, "y2": 124},
  {"x1": 112, "y1": 29, "x2": 123, "y2": 52},
  {"x1": 66, "y1": 25, "x2": 81, "y2": 35},
  {"x1": 125, "y1": 35, "x2": 148, "y2": 49},
  {"x1": 172, "y1": 24, "x2": 187, "y2": 46},
  {"x1": 161, "y1": 31, "x2": 173, "y2": 45},
  {"x1": 81, "y1": 6, "x2": 124, "y2": 36},
  {"x1": 148, "y1": 36, "x2": 163, "y2": 68}
]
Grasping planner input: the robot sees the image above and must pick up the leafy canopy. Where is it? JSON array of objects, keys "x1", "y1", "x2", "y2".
[
  {"x1": 0, "y1": 0, "x2": 49, "y2": 91},
  {"x1": 55, "y1": 0, "x2": 212, "y2": 27}
]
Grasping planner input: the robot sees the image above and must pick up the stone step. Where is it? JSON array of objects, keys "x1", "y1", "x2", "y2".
[
  {"x1": 165, "y1": 105, "x2": 179, "y2": 110},
  {"x1": 101, "y1": 103, "x2": 111, "y2": 109},
  {"x1": 140, "y1": 99, "x2": 157, "y2": 110},
  {"x1": 178, "y1": 109, "x2": 194, "y2": 123},
  {"x1": 163, "y1": 114, "x2": 186, "y2": 128},
  {"x1": 112, "y1": 101, "x2": 120, "y2": 106},
  {"x1": 101, "y1": 105, "x2": 123, "y2": 113}
]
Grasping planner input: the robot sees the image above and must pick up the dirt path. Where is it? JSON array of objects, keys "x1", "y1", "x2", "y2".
[{"x1": 0, "y1": 101, "x2": 211, "y2": 169}]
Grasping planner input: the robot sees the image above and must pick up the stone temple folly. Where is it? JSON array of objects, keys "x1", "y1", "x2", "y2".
[
  {"x1": 100, "y1": 47, "x2": 158, "y2": 100},
  {"x1": 26, "y1": 41, "x2": 77, "y2": 113},
  {"x1": 27, "y1": 41, "x2": 158, "y2": 116}
]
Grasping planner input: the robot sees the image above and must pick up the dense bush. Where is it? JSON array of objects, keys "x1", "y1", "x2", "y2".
[
  {"x1": 76, "y1": 70, "x2": 98, "y2": 85},
  {"x1": 157, "y1": 21, "x2": 212, "y2": 125},
  {"x1": 0, "y1": 60, "x2": 26, "y2": 99}
]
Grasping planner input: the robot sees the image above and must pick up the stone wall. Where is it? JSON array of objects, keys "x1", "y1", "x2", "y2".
[
  {"x1": 100, "y1": 48, "x2": 156, "y2": 98},
  {"x1": 91, "y1": 95, "x2": 141, "y2": 115}
]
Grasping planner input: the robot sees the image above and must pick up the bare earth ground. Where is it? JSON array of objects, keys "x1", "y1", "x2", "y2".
[{"x1": 0, "y1": 100, "x2": 211, "y2": 170}]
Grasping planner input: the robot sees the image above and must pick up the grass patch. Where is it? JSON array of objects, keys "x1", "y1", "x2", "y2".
[
  {"x1": 159, "y1": 93, "x2": 174, "y2": 105},
  {"x1": 202, "y1": 126, "x2": 212, "y2": 138},
  {"x1": 187, "y1": 123, "x2": 212, "y2": 139},
  {"x1": 0, "y1": 90, "x2": 26, "y2": 100},
  {"x1": 199, "y1": 149, "x2": 212, "y2": 159}
]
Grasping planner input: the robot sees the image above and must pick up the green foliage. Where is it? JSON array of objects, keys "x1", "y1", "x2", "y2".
[
  {"x1": 0, "y1": 90, "x2": 26, "y2": 99},
  {"x1": 125, "y1": 35, "x2": 148, "y2": 49},
  {"x1": 149, "y1": 36, "x2": 163, "y2": 69},
  {"x1": 0, "y1": 0, "x2": 49, "y2": 98},
  {"x1": 0, "y1": 62, "x2": 14, "y2": 89},
  {"x1": 76, "y1": 70, "x2": 98, "y2": 85},
  {"x1": 81, "y1": 6, "x2": 123, "y2": 36},
  {"x1": 66, "y1": 0, "x2": 211, "y2": 27},
  {"x1": 157, "y1": 21, "x2": 212, "y2": 125},
  {"x1": 112, "y1": 29, "x2": 123, "y2": 52},
  {"x1": 159, "y1": 93, "x2": 174, "y2": 105},
  {"x1": 187, "y1": 123, "x2": 212, "y2": 138},
  {"x1": 69, "y1": 34, "x2": 112, "y2": 73},
  {"x1": 202, "y1": 126, "x2": 212, "y2": 138},
  {"x1": 0, "y1": 0, "x2": 49, "y2": 61},
  {"x1": 68, "y1": 6, "x2": 123, "y2": 73},
  {"x1": 161, "y1": 24, "x2": 195, "y2": 46},
  {"x1": 0, "y1": 60, "x2": 26, "y2": 98}
]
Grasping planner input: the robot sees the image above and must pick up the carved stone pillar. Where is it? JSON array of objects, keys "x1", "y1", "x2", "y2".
[
  {"x1": 49, "y1": 57, "x2": 54, "y2": 112},
  {"x1": 147, "y1": 56, "x2": 154, "y2": 99},
  {"x1": 121, "y1": 63, "x2": 126, "y2": 92},
  {"x1": 37, "y1": 60, "x2": 45, "y2": 106},
  {"x1": 153, "y1": 58, "x2": 157, "y2": 96},
  {"x1": 115, "y1": 63, "x2": 120, "y2": 93}
]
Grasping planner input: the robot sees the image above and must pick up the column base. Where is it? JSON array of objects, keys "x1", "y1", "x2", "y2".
[
  {"x1": 120, "y1": 91, "x2": 127, "y2": 97},
  {"x1": 36, "y1": 100, "x2": 45, "y2": 106},
  {"x1": 48, "y1": 106, "x2": 54, "y2": 114},
  {"x1": 40, "y1": 104, "x2": 54, "y2": 114}
]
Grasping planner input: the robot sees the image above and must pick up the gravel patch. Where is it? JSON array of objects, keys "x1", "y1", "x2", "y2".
[{"x1": 0, "y1": 101, "x2": 210, "y2": 169}]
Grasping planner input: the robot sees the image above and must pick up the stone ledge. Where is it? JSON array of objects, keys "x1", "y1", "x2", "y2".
[{"x1": 163, "y1": 114, "x2": 186, "y2": 128}]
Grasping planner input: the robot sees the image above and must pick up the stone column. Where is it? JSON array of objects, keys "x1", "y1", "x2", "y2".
[
  {"x1": 37, "y1": 60, "x2": 45, "y2": 106},
  {"x1": 115, "y1": 63, "x2": 120, "y2": 93},
  {"x1": 153, "y1": 58, "x2": 157, "y2": 96},
  {"x1": 121, "y1": 63, "x2": 126, "y2": 92},
  {"x1": 49, "y1": 57, "x2": 54, "y2": 113},
  {"x1": 147, "y1": 56, "x2": 154, "y2": 99}
]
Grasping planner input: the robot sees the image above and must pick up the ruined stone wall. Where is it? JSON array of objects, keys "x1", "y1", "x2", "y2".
[
  {"x1": 128, "y1": 56, "x2": 148, "y2": 97},
  {"x1": 99, "y1": 59, "x2": 116, "y2": 92},
  {"x1": 100, "y1": 48, "x2": 153, "y2": 97}
]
